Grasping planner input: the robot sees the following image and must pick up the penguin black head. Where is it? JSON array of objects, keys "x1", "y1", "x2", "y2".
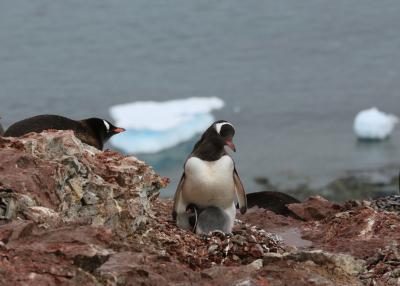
[
  {"x1": 198, "y1": 120, "x2": 236, "y2": 150},
  {"x1": 83, "y1": 118, "x2": 125, "y2": 142},
  {"x1": 192, "y1": 120, "x2": 236, "y2": 160},
  {"x1": 214, "y1": 120, "x2": 236, "y2": 152}
]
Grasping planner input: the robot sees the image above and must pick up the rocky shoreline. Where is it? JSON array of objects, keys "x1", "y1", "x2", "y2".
[
  {"x1": 0, "y1": 131, "x2": 399, "y2": 285},
  {"x1": 255, "y1": 165, "x2": 400, "y2": 203}
]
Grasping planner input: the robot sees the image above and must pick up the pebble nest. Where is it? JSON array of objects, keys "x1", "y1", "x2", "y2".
[{"x1": 147, "y1": 200, "x2": 285, "y2": 270}]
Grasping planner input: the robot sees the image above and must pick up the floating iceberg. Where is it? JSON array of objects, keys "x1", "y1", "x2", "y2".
[
  {"x1": 353, "y1": 107, "x2": 399, "y2": 140},
  {"x1": 109, "y1": 97, "x2": 225, "y2": 153}
]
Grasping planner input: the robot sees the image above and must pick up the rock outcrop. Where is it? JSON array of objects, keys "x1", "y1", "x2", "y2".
[{"x1": 0, "y1": 131, "x2": 399, "y2": 285}]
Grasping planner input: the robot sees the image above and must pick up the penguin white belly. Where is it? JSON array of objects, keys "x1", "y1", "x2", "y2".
[{"x1": 182, "y1": 155, "x2": 235, "y2": 208}]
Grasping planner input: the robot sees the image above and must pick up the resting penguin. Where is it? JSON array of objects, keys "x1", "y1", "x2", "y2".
[
  {"x1": 172, "y1": 120, "x2": 247, "y2": 233},
  {"x1": 4, "y1": 114, "x2": 125, "y2": 150},
  {"x1": 246, "y1": 191, "x2": 302, "y2": 219}
]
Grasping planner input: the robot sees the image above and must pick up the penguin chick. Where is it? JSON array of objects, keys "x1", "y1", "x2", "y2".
[
  {"x1": 186, "y1": 204, "x2": 232, "y2": 234},
  {"x1": 172, "y1": 120, "x2": 247, "y2": 233},
  {"x1": 195, "y1": 206, "x2": 232, "y2": 234},
  {"x1": 4, "y1": 114, "x2": 125, "y2": 150}
]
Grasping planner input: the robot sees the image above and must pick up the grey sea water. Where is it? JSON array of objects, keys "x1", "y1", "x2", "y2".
[{"x1": 1, "y1": 1, "x2": 400, "y2": 198}]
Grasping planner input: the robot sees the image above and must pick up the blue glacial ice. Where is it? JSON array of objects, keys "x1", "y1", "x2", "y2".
[{"x1": 109, "y1": 97, "x2": 224, "y2": 153}]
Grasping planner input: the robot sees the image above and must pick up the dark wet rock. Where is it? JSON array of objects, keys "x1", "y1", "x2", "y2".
[
  {"x1": 321, "y1": 175, "x2": 397, "y2": 202},
  {"x1": 371, "y1": 195, "x2": 400, "y2": 215},
  {"x1": 255, "y1": 166, "x2": 400, "y2": 203},
  {"x1": 246, "y1": 191, "x2": 302, "y2": 219}
]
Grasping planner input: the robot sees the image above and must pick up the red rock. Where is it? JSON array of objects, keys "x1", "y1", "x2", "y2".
[
  {"x1": 0, "y1": 131, "x2": 398, "y2": 285},
  {"x1": 287, "y1": 196, "x2": 342, "y2": 221}
]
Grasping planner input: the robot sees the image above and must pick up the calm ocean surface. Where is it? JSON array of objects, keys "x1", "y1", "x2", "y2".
[{"x1": 1, "y1": 1, "x2": 400, "y2": 198}]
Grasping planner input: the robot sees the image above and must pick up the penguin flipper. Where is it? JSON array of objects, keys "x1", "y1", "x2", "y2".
[
  {"x1": 172, "y1": 173, "x2": 185, "y2": 220},
  {"x1": 233, "y1": 168, "x2": 247, "y2": 214},
  {"x1": 186, "y1": 204, "x2": 198, "y2": 232}
]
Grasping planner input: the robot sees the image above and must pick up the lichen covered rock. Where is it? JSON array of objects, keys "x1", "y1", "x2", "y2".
[{"x1": 0, "y1": 130, "x2": 166, "y2": 235}]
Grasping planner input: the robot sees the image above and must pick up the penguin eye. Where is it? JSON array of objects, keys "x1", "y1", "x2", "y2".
[{"x1": 103, "y1": 120, "x2": 110, "y2": 131}]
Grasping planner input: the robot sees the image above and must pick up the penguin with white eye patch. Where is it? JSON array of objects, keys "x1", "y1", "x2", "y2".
[{"x1": 172, "y1": 120, "x2": 247, "y2": 233}]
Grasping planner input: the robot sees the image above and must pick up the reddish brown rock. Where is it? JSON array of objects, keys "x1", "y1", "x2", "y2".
[
  {"x1": 286, "y1": 196, "x2": 342, "y2": 221},
  {"x1": 240, "y1": 202, "x2": 400, "y2": 285},
  {"x1": 0, "y1": 131, "x2": 399, "y2": 285},
  {"x1": 302, "y1": 207, "x2": 400, "y2": 258},
  {"x1": 0, "y1": 130, "x2": 167, "y2": 235}
]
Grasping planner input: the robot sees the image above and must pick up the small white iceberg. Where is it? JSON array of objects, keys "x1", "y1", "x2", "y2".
[
  {"x1": 109, "y1": 97, "x2": 225, "y2": 153},
  {"x1": 353, "y1": 107, "x2": 399, "y2": 140}
]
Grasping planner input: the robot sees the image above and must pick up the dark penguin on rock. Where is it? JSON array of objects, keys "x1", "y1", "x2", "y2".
[
  {"x1": 172, "y1": 120, "x2": 247, "y2": 234},
  {"x1": 246, "y1": 191, "x2": 303, "y2": 220},
  {"x1": 4, "y1": 114, "x2": 125, "y2": 150}
]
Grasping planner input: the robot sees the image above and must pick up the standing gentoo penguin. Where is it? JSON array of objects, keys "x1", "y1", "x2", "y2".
[
  {"x1": 4, "y1": 114, "x2": 125, "y2": 150},
  {"x1": 172, "y1": 120, "x2": 247, "y2": 233}
]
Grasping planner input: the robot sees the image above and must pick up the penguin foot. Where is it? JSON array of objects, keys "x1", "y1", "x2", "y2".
[{"x1": 210, "y1": 230, "x2": 228, "y2": 237}]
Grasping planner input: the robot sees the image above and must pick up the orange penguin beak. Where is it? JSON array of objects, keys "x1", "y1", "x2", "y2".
[
  {"x1": 226, "y1": 139, "x2": 236, "y2": 152},
  {"x1": 113, "y1": 127, "x2": 126, "y2": 133}
]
